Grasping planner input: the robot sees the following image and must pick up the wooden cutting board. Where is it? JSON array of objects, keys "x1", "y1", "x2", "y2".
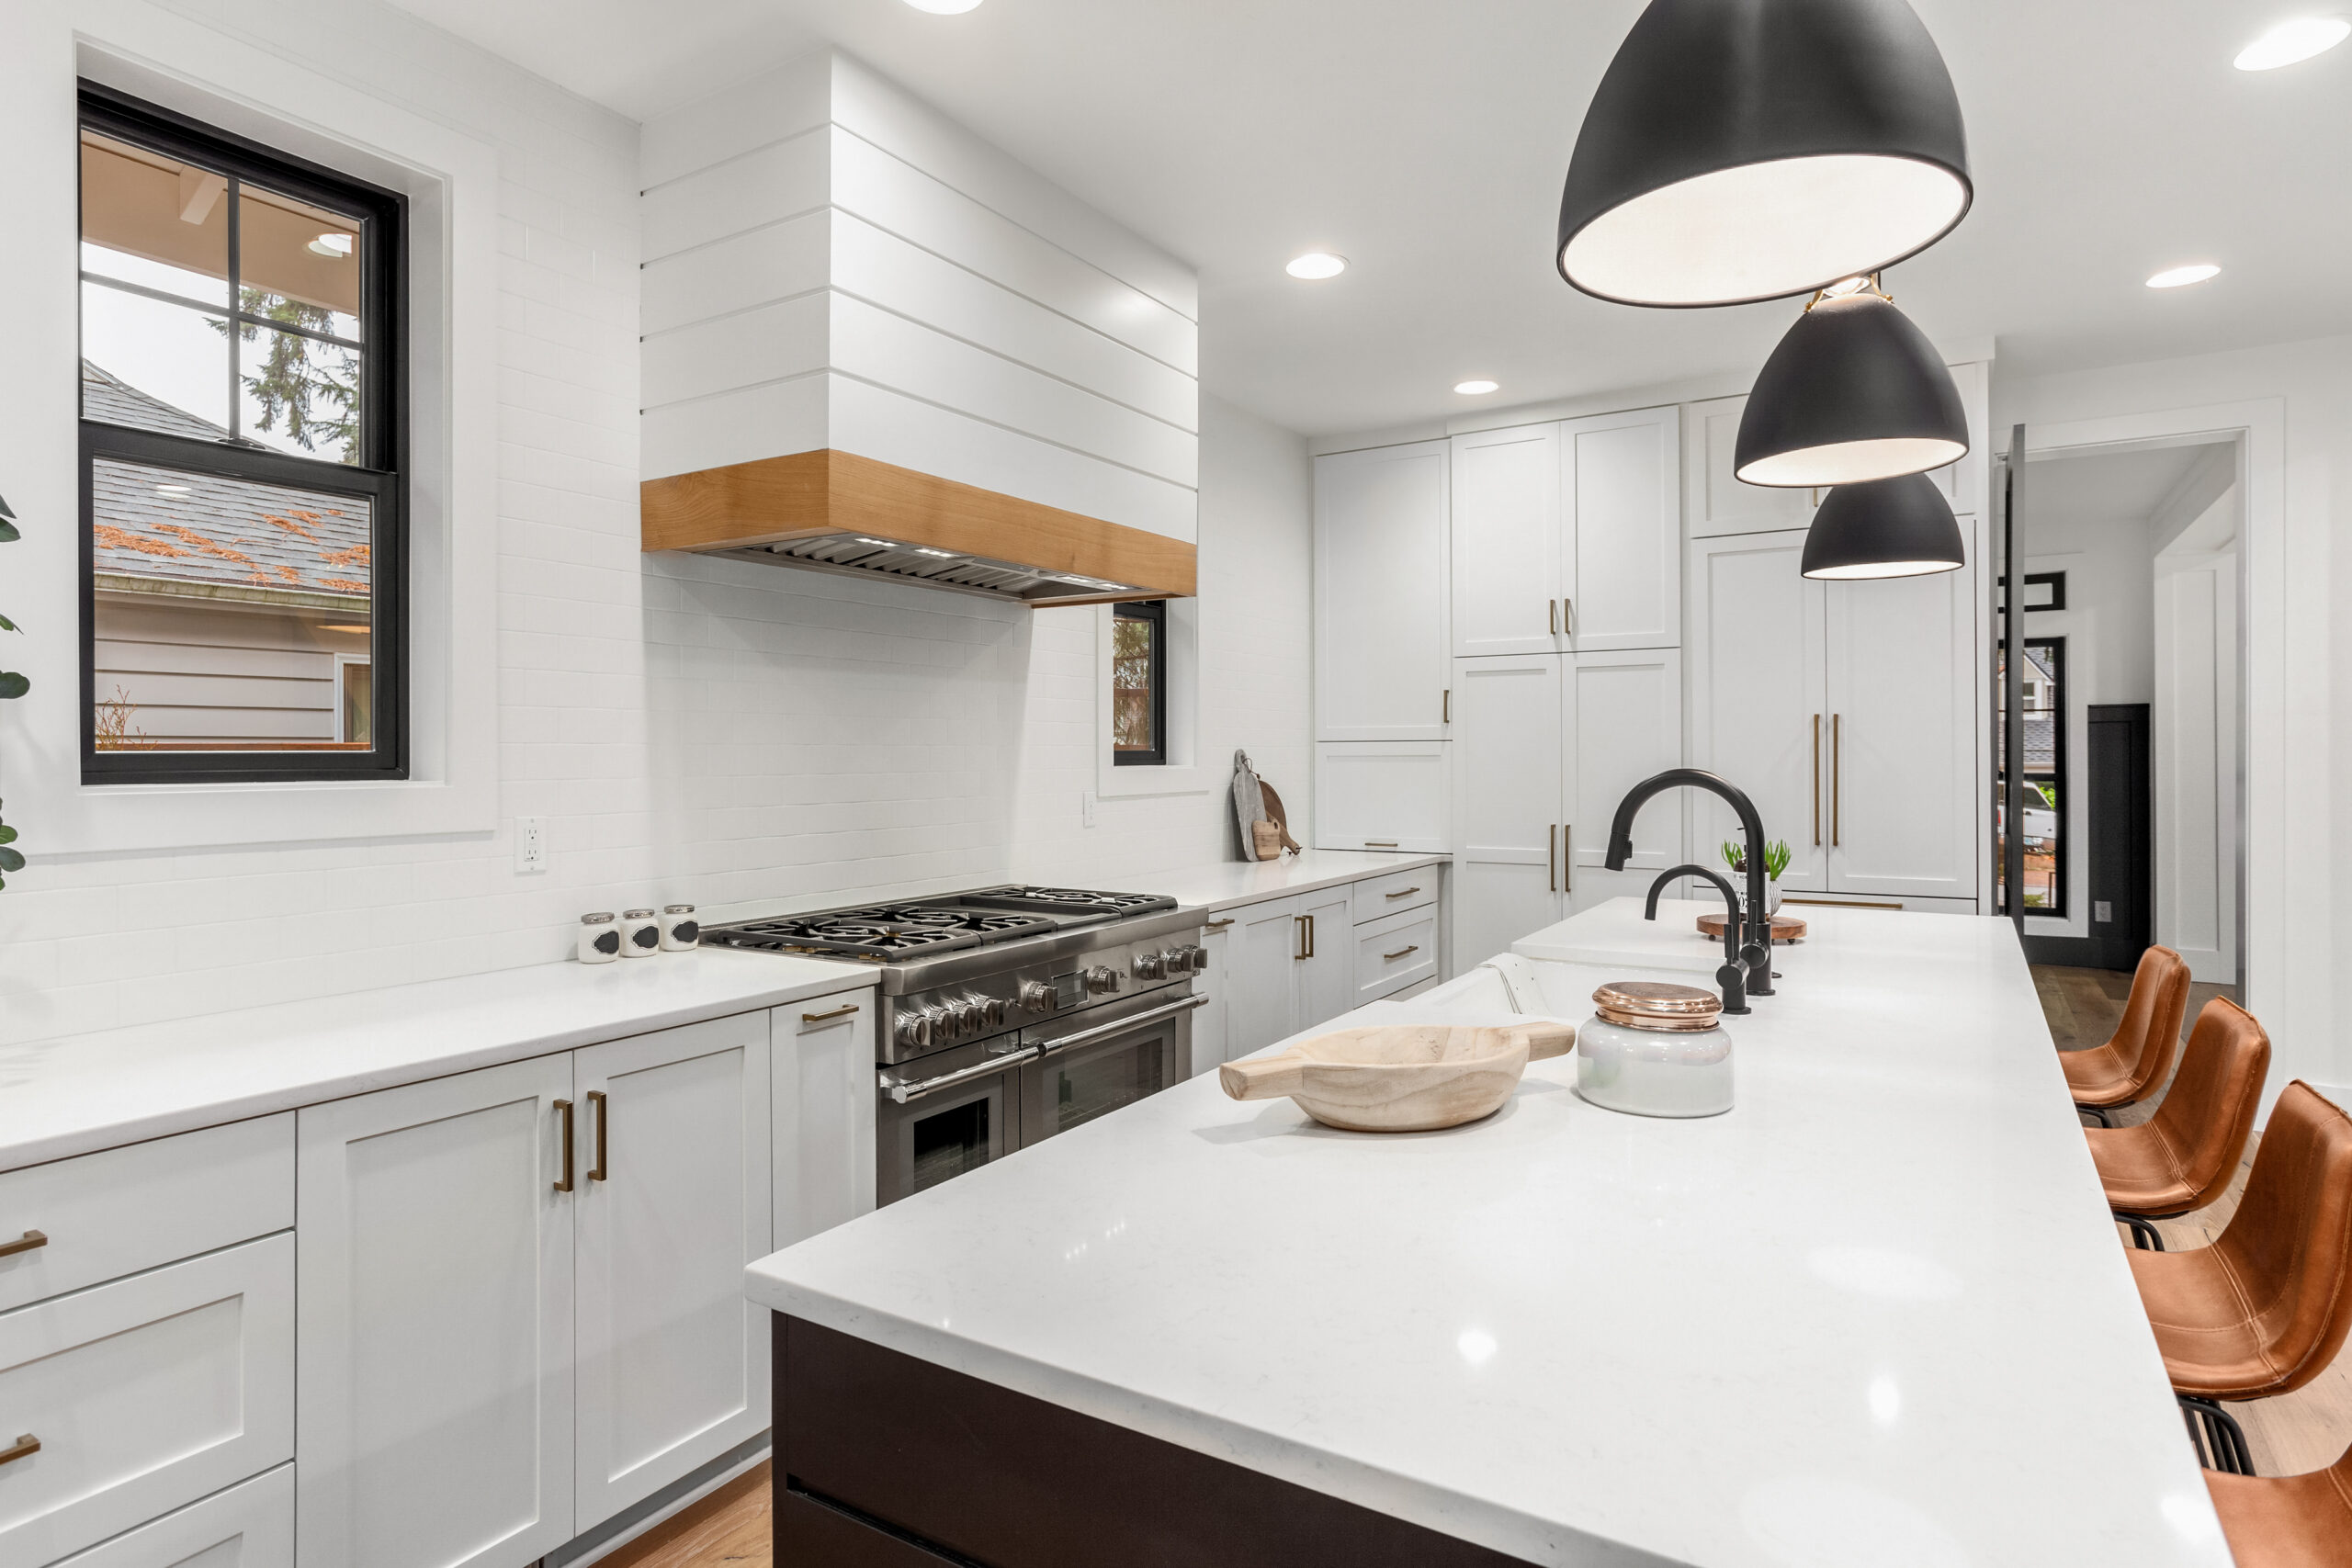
[
  {"x1": 1257, "y1": 781, "x2": 1302, "y2": 858},
  {"x1": 1697, "y1": 910, "x2": 1806, "y2": 942}
]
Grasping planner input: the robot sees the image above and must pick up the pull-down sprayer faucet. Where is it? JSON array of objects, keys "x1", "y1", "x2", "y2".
[{"x1": 1603, "y1": 768, "x2": 1775, "y2": 998}]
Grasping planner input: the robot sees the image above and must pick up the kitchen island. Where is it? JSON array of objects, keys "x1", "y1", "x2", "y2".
[{"x1": 743, "y1": 900, "x2": 2230, "y2": 1566}]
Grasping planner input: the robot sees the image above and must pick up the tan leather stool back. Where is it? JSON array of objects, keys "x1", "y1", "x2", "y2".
[
  {"x1": 2208, "y1": 1081, "x2": 2352, "y2": 1397},
  {"x1": 2143, "y1": 998, "x2": 2272, "y2": 1213},
  {"x1": 2107, "y1": 945, "x2": 2192, "y2": 1097},
  {"x1": 2207, "y1": 1436, "x2": 2352, "y2": 1565}
]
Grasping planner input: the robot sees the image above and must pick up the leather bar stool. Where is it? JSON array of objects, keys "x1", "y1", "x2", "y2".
[
  {"x1": 2128, "y1": 1082, "x2": 2352, "y2": 1476},
  {"x1": 2087, "y1": 998, "x2": 2269, "y2": 1249},
  {"x1": 2206, "y1": 1441, "x2": 2352, "y2": 1567},
  {"x1": 2060, "y1": 944, "x2": 2190, "y2": 1125}
]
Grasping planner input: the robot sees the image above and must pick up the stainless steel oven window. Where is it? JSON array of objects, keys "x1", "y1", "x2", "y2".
[
  {"x1": 1021, "y1": 989, "x2": 1199, "y2": 1145},
  {"x1": 876, "y1": 1043, "x2": 1026, "y2": 1207}
]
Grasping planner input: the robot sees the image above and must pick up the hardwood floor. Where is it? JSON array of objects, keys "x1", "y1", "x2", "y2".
[
  {"x1": 603, "y1": 964, "x2": 2345, "y2": 1568},
  {"x1": 2038, "y1": 963, "x2": 2352, "y2": 1478}
]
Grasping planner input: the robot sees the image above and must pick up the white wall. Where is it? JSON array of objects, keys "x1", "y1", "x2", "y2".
[
  {"x1": 0, "y1": 1, "x2": 1312, "y2": 1048},
  {"x1": 1996, "y1": 333, "x2": 2352, "y2": 1106}
]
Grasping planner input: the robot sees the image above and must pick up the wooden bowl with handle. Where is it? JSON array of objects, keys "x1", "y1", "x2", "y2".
[{"x1": 1217, "y1": 1021, "x2": 1576, "y2": 1133}]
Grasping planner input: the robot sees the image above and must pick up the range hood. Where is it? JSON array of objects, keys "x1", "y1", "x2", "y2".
[
  {"x1": 636, "y1": 51, "x2": 1200, "y2": 609},
  {"x1": 639, "y1": 448, "x2": 1195, "y2": 606}
]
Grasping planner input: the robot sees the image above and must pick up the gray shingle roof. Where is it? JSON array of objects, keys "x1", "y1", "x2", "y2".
[{"x1": 84, "y1": 360, "x2": 370, "y2": 603}]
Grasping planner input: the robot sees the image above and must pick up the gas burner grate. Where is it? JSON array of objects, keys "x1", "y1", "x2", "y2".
[
  {"x1": 700, "y1": 902, "x2": 1063, "y2": 960},
  {"x1": 959, "y1": 886, "x2": 1180, "y2": 918}
]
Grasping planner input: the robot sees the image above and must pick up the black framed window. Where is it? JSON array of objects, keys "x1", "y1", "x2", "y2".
[
  {"x1": 1111, "y1": 600, "x2": 1166, "y2": 767},
  {"x1": 78, "y1": 84, "x2": 405, "y2": 784},
  {"x1": 1997, "y1": 636, "x2": 2066, "y2": 916}
]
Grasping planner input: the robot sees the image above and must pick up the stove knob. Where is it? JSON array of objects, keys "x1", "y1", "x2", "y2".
[
  {"x1": 985, "y1": 997, "x2": 1007, "y2": 1027},
  {"x1": 1131, "y1": 952, "x2": 1165, "y2": 981},
  {"x1": 1163, "y1": 947, "x2": 1193, "y2": 975},
  {"x1": 1018, "y1": 980, "x2": 1056, "y2": 1014},
  {"x1": 914, "y1": 1004, "x2": 951, "y2": 1043},
  {"x1": 1185, "y1": 944, "x2": 1209, "y2": 972},
  {"x1": 895, "y1": 1012, "x2": 931, "y2": 1051},
  {"x1": 1085, "y1": 965, "x2": 1119, "y2": 996},
  {"x1": 955, "y1": 996, "x2": 988, "y2": 1032}
]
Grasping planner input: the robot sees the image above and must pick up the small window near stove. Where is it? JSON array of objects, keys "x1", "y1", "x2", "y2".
[{"x1": 1111, "y1": 599, "x2": 1166, "y2": 766}]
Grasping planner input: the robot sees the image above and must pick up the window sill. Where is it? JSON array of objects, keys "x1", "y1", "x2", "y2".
[{"x1": 1096, "y1": 763, "x2": 1211, "y2": 799}]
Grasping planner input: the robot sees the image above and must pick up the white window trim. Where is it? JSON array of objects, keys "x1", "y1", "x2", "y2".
[
  {"x1": 1093, "y1": 599, "x2": 1209, "y2": 798},
  {"x1": 3, "y1": 6, "x2": 499, "y2": 854}
]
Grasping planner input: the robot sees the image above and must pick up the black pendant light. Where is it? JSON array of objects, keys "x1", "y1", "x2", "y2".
[
  {"x1": 1556, "y1": 0, "x2": 1971, "y2": 308},
  {"x1": 1801, "y1": 472, "x2": 1963, "y2": 579},
  {"x1": 1733, "y1": 282, "x2": 1967, "y2": 487}
]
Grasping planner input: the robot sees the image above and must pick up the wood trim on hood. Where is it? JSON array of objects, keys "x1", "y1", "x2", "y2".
[{"x1": 640, "y1": 449, "x2": 1197, "y2": 601}]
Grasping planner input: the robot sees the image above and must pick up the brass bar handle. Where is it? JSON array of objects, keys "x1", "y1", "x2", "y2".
[
  {"x1": 1548, "y1": 599, "x2": 1558, "y2": 637},
  {"x1": 800, "y1": 1003, "x2": 860, "y2": 1026},
  {"x1": 1812, "y1": 715, "x2": 1822, "y2": 846},
  {"x1": 1383, "y1": 945, "x2": 1419, "y2": 962},
  {"x1": 553, "y1": 1099, "x2": 575, "y2": 1193},
  {"x1": 0, "y1": 1434, "x2": 39, "y2": 1468},
  {"x1": 1204, "y1": 918, "x2": 1234, "y2": 931},
  {"x1": 1563, "y1": 598, "x2": 1575, "y2": 639},
  {"x1": 1442, "y1": 688, "x2": 1450, "y2": 725},
  {"x1": 1363, "y1": 840, "x2": 1399, "y2": 849},
  {"x1": 1305, "y1": 914, "x2": 1316, "y2": 959},
  {"x1": 1563, "y1": 824, "x2": 1572, "y2": 894},
  {"x1": 586, "y1": 1090, "x2": 608, "y2": 1183},
  {"x1": 1548, "y1": 824, "x2": 1556, "y2": 894},
  {"x1": 0, "y1": 1230, "x2": 47, "y2": 1259},
  {"x1": 1384, "y1": 886, "x2": 1421, "y2": 899},
  {"x1": 1294, "y1": 914, "x2": 1306, "y2": 961},
  {"x1": 1832, "y1": 714, "x2": 1842, "y2": 848}
]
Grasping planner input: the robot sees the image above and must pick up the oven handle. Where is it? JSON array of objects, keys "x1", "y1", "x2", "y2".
[
  {"x1": 879, "y1": 1045, "x2": 1040, "y2": 1105},
  {"x1": 1034, "y1": 993, "x2": 1208, "y2": 1059}
]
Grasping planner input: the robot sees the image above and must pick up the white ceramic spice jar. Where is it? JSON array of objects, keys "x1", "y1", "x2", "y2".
[
  {"x1": 1577, "y1": 980, "x2": 1733, "y2": 1118},
  {"x1": 659, "y1": 904, "x2": 699, "y2": 952},
  {"x1": 619, "y1": 908, "x2": 662, "y2": 958},
  {"x1": 578, "y1": 912, "x2": 621, "y2": 964}
]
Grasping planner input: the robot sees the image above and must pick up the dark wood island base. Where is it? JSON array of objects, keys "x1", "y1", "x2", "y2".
[{"x1": 773, "y1": 1314, "x2": 1535, "y2": 1567}]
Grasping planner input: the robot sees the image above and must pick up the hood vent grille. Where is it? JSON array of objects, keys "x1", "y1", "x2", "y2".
[{"x1": 715, "y1": 530, "x2": 1146, "y2": 605}]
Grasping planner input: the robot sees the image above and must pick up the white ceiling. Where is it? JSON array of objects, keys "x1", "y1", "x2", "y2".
[
  {"x1": 379, "y1": 0, "x2": 2352, "y2": 437},
  {"x1": 2024, "y1": 441, "x2": 2231, "y2": 525}
]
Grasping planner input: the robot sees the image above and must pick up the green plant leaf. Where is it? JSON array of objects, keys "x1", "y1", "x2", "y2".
[
  {"x1": 0, "y1": 490, "x2": 16, "y2": 518},
  {"x1": 0, "y1": 847, "x2": 23, "y2": 874},
  {"x1": 0, "y1": 672, "x2": 25, "y2": 700},
  {"x1": 0, "y1": 612, "x2": 17, "y2": 632},
  {"x1": 0, "y1": 825, "x2": 16, "y2": 845},
  {"x1": 0, "y1": 519, "x2": 17, "y2": 543}
]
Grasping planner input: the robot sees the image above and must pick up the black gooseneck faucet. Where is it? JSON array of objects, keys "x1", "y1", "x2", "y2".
[
  {"x1": 1643, "y1": 863, "x2": 1748, "y2": 1014},
  {"x1": 1603, "y1": 768, "x2": 1774, "y2": 997}
]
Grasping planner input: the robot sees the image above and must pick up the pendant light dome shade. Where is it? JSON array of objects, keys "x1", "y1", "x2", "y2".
[
  {"x1": 1734, "y1": 289, "x2": 1967, "y2": 487},
  {"x1": 1557, "y1": 0, "x2": 1971, "y2": 308},
  {"x1": 1801, "y1": 473, "x2": 1963, "y2": 579}
]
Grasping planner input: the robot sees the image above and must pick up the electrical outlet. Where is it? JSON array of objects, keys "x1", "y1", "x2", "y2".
[
  {"x1": 516, "y1": 816, "x2": 548, "y2": 874},
  {"x1": 1081, "y1": 790, "x2": 1098, "y2": 829}
]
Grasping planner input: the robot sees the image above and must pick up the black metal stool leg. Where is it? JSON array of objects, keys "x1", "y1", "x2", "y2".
[
  {"x1": 2076, "y1": 1103, "x2": 2113, "y2": 1127},
  {"x1": 2178, "y1": 1395, "x2": 2255, "y2": 1475},
  {"x1": 2116, "y1": 1213, "x2": 2167, "y2": 1251}
]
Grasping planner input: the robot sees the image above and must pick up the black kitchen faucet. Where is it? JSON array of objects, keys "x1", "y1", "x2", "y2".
[{"x1": 1604, "y1": 768, "x2": 1775, "y2": 998}]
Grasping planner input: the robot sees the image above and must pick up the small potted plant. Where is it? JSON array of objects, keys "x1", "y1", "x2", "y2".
[{"x1": 1721, "y1": 838, "x2": 1791, "y2": 915}]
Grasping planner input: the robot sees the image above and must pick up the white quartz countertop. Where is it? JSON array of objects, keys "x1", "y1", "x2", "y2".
[
  {"x1": 0, "y1": 949, "x2": 872, "y2": 1172},
  {"x1": 1129, "y1": 848, "x2": 1446, "y2": 914},
  {"x1": 746, "y1": 900, "x2": 2228, "y2": 1567}
]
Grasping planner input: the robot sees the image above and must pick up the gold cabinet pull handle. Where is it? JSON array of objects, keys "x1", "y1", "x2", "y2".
[
  {"x1": 0, "y1": 1230, "x2": 47, "y2": 1259},
  {"x1": 1305, "y1": 914, "x2": 1316, "y2": 958},
  {"x1": 1813, "y1": 715, "x2": 1822, "y2": 846},
  {"x1": 1442, "y1": 688, "x2": 1450, "y2": 725},
  {"x1": 0, "y1": 1434, "x2": 39, "y2": 1468},
  {"x1": 1548, "y1": 824, "x2": 1556, "y2": 893},
  {"x1": 1204, "y1": 918, "x2": 1234, "y2": 931},
  {"x1": 1563, "y1": 598, "x2": 1574, "y2": 639},
  {"x1": 1563, "y1": 824, "x2": 1572, "y2": 894},
  {"x1": 1384, "y1": 886, "x2": 1421, "y2": 899},
  {"x1": 1548, "y1": 598, "x2": 1558, "y2": 637},
  {"x1": 800, "y1": 1003, "x2": 860, "y2": 1025},
  {"x1": 1383, "y1": 944, "x2": 1419, "y2": 962},
  {"x1": 1294, "y1": 914, "x2": 1306, "y2": 961},
  {"x1": 553, "y1": 1099, "x2": 575, "y2": 1193},
  {"x1": 1832, "y1": 714, "x2": 1842, "y2": 848},
  {"x1": 1363, "y1": 840, "x2": 1398, "y2": 849},
  {"x1": 586, "y1": 1090, "x2": 609, "y2": 1183}
]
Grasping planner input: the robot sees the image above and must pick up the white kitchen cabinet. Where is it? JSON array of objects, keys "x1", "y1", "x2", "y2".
[
  {"x1": 1190, "y1": 919, "x2": 1232, "y2": 1073},
  {"x1": 1297, "y1": 889, "x2": 1356, "y2": 1030},
  {"x1": 1315, "y1": 440, "x2": 1450, "y2": 741},
  {"x1": 1352, "y1": 901, "x2": 1439, "y2": 1004},
  {"x1": 1220, "y1": 887, "x2": 1362, "y2": 1055},
  {"x1": 1314, "y1": 741, "x2": 1451, "y2": 852},
  {"x1": 1450, "y1": 650, "x2": 1686, "y2": 967},
  {"x1": 775, "y1": 989, "x2": 877, "y2": 1247},
  {"x1": 1450, "y1": 408, "x2": 1680, "y2": 659},
  {"x1": 296, "y1": 1055, "x2": 578, "y2": 1568},
  {"x1": 0, "y1": 1235, "x2": 293, "y2": 1568},
  {"x1": 574, "y1": 1014, "x2": 772, "y2": 1528},
  {"x1": 1688, "y1": 528, "x2": 1979, "y2": 904},
  {"x1": 49, "y1": 1464, "x2": 292, "y2": 1568}
]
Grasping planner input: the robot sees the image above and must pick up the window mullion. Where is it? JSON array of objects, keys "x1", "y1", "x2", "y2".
[{"x1": 226, "y1": 174, "x2": 242, "y2": 442}]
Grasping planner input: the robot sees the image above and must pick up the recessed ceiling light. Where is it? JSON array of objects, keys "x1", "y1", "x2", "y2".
[
  {"x1": 307, "y1": 232, "x2": 353, "y2": 258},
  {"x1": 1453, "y1": 379, "x2": 1499, "y2": 396},
  {"x1": 2147, "y1": 264, "x2": 2222, "y2": 288},
  {"x1": 1284, "y1": 252, "x2": 1347, "y2": 280},
  {"x1": 904, "y1": 0, "x2": 983, "y2": 12},
  {"x1": 2233, "y1": 17, "x2": 2350, "y2": 70}
]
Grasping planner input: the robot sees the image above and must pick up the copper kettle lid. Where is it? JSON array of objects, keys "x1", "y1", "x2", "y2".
[{"x1": 1592, "y1": 980, "x2": 1723, "y2": 1032}]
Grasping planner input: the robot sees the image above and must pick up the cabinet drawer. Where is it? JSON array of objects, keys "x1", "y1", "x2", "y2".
[
  {"x1": 0, "y1": 1115, "x2": 293, "y2": 1313},
  {"x1": 0, "y1": 1234, "x2": 294, "y2": 1568},
  {"x1": 49, "y1": 1463, "x2": 291, "y2": 1568},
  {"x1": 1351, "y1": 867, "x2": 1436, "y2": 924},
  {"x1": 1354, "y1": 905, "x2": 1439, "y2": 1004}
]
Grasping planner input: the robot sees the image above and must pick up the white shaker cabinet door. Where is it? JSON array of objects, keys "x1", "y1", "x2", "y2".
[
  {"x1": 1682, "y1": 395, "x2": 1816, "y2": 540},
  {"x1": 1315, "y1": 441, "x2": 1450, "y2": 741},
  {"x1": 1295, "y1": 890, "x2": 1358, "y2": 1035},
  {"x1": 574, "y1": 1014, "x2": 773, "y2": 1529},
  {"x1": 47, "y1": 1463, "x2": 292, "y2": 1568},
  {"x1": 1563, "y1": 406, "x2": 1680, "y2": 652},
  {"x1": 775, "y1": 990, "x2": 877, "y2": 1249},
  {"x1": 1823, "y1": 544, "x2": 1979, "y2": 900},
  {"x1": 1450, "y1": 655, "x2": 1564, "y2": 969},
  {"x1": 1686, "y1": 531, "x2": 1829, "y2": 895},
  {"x1": 297, "y1": 1055, "x2": 576, "y2": 1568},
  {"x1": 1450, "y1": 423, "x2": 1565, "y2": 658},
  {"x1": 1566, "y1": 648, "x2": 1686, "y2": 914},
  {"x1": 1224, "y1": 898, "x2": 1304, "y2": 1059}
]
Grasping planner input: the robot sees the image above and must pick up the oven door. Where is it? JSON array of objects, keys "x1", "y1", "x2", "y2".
[
  {"x1": 876, "y1": 1035, "x2": 1035, "y2": 1207},
  {"x1": 1021, "y1": 987, "x2": 1205, "y2": 1146}
]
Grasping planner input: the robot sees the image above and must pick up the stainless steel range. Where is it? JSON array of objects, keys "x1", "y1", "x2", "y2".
[{"x1": 703, "y1": 886, "x2": 1204, "y2": 1205}]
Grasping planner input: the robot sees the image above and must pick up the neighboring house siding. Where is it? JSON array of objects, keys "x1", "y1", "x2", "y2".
[{"x1": 93, "y1": 596, "x2": 356, "y2": 745}]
